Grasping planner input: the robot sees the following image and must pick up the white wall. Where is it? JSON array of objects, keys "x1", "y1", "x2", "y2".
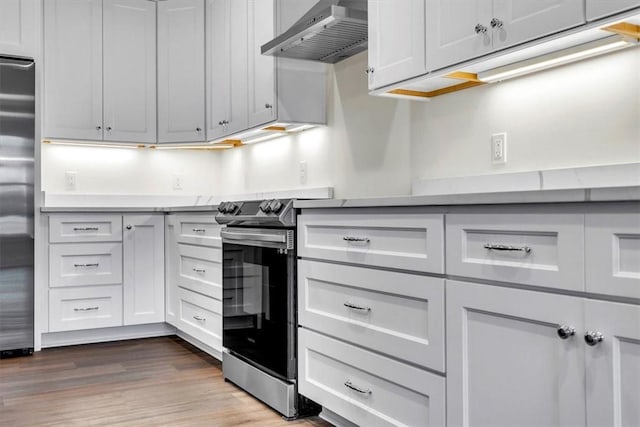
[
  {"x1": 41, "y1": 144, "x2": 220, "y2": 195},
  {"x1": 41, "y1": 47, "x2": 640, "y2": 200},
  {"x1": 411, "y1": 47, "x2": 640, "y2": 181}
]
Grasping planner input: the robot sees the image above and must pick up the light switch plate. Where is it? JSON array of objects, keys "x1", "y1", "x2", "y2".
[{"x1": 65, "y1": 171, "x2": 77, "y2": 191}]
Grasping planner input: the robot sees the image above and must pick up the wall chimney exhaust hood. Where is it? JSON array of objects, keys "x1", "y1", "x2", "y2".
[{"x1": 261, "y1": 0, "x2": 368, "y2": 64}]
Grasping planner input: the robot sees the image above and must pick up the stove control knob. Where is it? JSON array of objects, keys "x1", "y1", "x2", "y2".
[
  {"x1": 226, "y1": 202, "x2": 238, "y2": 214},
  {"x1": 270, "y1": 200, "x2": 283, "y2": 214},
  {"x1": 259, "y1": 200, "x2": 271, "y2": 213},
  {"x1": 217, "y1": 202, "x2": 227, "y2": 213}
]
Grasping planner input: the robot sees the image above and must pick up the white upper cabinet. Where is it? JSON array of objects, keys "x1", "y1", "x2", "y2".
[
  {"x1": 491, "y1": 0, "x2": 586, "y2": 51},
  {"x1": 157, "y1": 0, "x2": 206, "y2": 143},
  {"x1": 206, "y1": 0, "x2": 249, "y2": 140},
  {"x1": 44, "y1": 0, "x2": 103, "y2": 140},
  {"x1": 587, "y1": 0, "x2": 640, "y2": 20},
  {"x1": 247, "y1": 0, "x2": 276, "y2": 127},
  {"x1": 103, "y1": 0, "x2": 157, "y2": 143},
  {"x1": 368, "y1": 0, "x2": 427, "y2": 90},
  {"x1": 426, "y1": 0, "x2": 584, "y2": 71},
  {"x1": 0, "y1": 0, "x2": 37, "y2": 58},
  {"x1": 425, "y1": 0, "x2": 493, "y2": 71}
]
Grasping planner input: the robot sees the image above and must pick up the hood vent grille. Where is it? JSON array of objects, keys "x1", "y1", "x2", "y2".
[{"x1": 262, "y1": 4, "x2": 368, "y2": 64}]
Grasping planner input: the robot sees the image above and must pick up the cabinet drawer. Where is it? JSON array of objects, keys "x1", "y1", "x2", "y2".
[
  {"x1": 586, "y1": 213, "x2": 640, "y2": 299},
  {"x1": 49, "y1": 215, "x2": 122, "y2": 243},
  {"x1": 298, "y1": 211, "x2": 444, "y2": 273},
  {"x1": 177, "y1": 287, "x2": 222, "y2": 351},
  {"x1": 299, "y1": 328, "x2": 445, "y2": 427},
  {"x1": 174, "y1": 215, "x2": 221, "y2": 247},
  {"x1": 177, "y1": 244, "x2": 222, "y2": 299},
  {"x1": 49, "y1": 285, "x2": 123, "y2": 332},
  {"x1": 446, "y1": 213, "x2": 584, "y2": 291},
  {"x1": 49, "y1": 243, "x2": 123, "y2": 287},
  {"x1": 299, "y1": 260, "x2": 445, "y2": 371}
]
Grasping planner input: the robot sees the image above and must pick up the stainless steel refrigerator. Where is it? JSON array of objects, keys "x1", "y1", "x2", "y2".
[{"x1": 0, "y1": 56, "x2": 35, "y2": 358}]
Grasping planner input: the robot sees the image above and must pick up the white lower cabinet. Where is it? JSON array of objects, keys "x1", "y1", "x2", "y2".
[
  {"x1": 165, "y1": 213, "x2": 223, "y2": 357},
  {"x1": 298, "y1": 328, "x2": 445, "y2": 427},
  {"x1": 49, "y1": 285, "x2": 123, "y2": 332},
  {"x1": 584, "y1": 300, "x2": 640, "y2": 427},
  {"x1": 446, "y1": 280, "x2": 586, "y2": 427}
]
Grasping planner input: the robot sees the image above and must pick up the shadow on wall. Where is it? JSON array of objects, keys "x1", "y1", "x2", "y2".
[{"x1": 331, "y1": 52, "x2": 410, "y2": 172}]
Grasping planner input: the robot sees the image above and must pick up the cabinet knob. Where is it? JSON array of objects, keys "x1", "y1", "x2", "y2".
[
  {"x1": 106, "y1": 126, "x2": 112, "y2": 132},
  {"x1": 365, "y1": 67, "x2": 375, "y2": 74},
  {"x1": 265, "y1": 103, "x2": 273, "y2": 109},
  {"x1": 475, "y1": 24, "x2": 488, "y2": 34},
  {"x1": 196, "y1": 127, "x2": 202, "y2": 132},
  {"x1": 585, "y1": 331, "x2": 604, "y2": 346},
  {"x1": 96, "y1": 126, "x2": 102, "y2": 131},
  {"x1": 490, "y1": 18, "x2": 503, "y2": 29},
  {"x1": 557, "y1": 325, "x2": 575, "y2": 340},
  {"x1": 126, "y1": 225, "x2": 132, "y2": 230}
]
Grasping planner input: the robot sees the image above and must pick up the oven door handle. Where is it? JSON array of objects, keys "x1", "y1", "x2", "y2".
[{"x1": 221, "y1": 230, "x2": 286, "y2": 244}]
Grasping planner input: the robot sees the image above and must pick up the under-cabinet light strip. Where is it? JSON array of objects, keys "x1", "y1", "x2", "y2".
[{"x1": 478, "y1": 35, "x2": 637, "y2": 83}]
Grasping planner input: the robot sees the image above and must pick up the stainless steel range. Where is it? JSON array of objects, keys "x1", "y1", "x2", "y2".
[{"x1": 215, "y1": 199, "x2": 319, "y2": 419}]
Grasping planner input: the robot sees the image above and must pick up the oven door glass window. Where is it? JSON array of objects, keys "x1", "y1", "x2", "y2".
[{"x1": 222, "y1": 242, "x2": 294, "y2": 380}]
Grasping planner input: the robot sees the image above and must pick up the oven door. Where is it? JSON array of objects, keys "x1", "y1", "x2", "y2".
[{"x1": 221, "y1": 228, "x2": 296, "y2": 381}]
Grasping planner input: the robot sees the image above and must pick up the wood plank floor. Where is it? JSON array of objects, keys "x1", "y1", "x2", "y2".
[{"x1": 0, "y1": 336, "x2": 332, "y2": 426}]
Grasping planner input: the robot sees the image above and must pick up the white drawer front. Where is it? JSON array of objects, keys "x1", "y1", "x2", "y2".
[
  {"x1": 177, "y1": 244, "x2": 222, "y2": 300},
  {"x1": 586, "y1": 213, "x2": 640, "y2": 299},
  {"x1": 446, "y1": 213, "x2": 584, "y2": 291},
  {"x1": 49, "y1": 215, "x2": 122, "y2": 243},
  {"x1": 298, "y1": 212, "x2": 444, "y2": 273},
  {"x1": 175, "y1": 215, "x2": 221, "y2": 247},
  {"x1": 299, "y1": 328, "x2": 445, "y2": 427},
  {"x1": 177, "y1": 287, "x2": 222, "y2": 351},
  {"x1": 49, "y1": 285, "x2": 123, "y2": 332},
  {"x1": 299, "y1": 260, "x2": 445, "y2": 371},
  {"x1": 49, "y1": 243, "x2": 123, "y2": 287}
]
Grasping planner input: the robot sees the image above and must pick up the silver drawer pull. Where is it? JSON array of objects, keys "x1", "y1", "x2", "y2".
[
  {"x1": 74, "y1": 263, "x2": 99, "y2": 268},
  {"x1": 343, "y1": 236, "x2": 370, "y2": 243},
  {"x1": 344, "y1": 302, "x2": 371, "y2": 312},
  {"x1": 192, "y1": 228, "x2": 206, "y2": 233},
  {"x1": 484, "y1": 243, "x2": 531, "y2": 253},
  {"x1": 74, "y1": 306, "x2": 99, "y2": 312},
  {"x1": 192, "y1": 267, "x2": 206, "y2": 273},
  {"x1": 73, "y1": 227, "x2": 99, "y2": 231},
  {"x1": 344, "y1": 380, "x2": 372, "y2": 396},
  {"x1": 193, "y1": 315, "x2": 206, "y2": 321}
]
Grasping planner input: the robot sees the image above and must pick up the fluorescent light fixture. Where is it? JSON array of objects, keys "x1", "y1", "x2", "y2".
[
  {"x1": 286, "y1": 124, "x2": 316, "y2": 133},
  {"x1": 43, "y1": 140, "x2": 143, "y2": 149},
  {"x1": 478, "y1": 35, "x2": 637, "y2": 83},
  {"x1": 152, "y1": 144, "x2": 234, "y2": 150}
]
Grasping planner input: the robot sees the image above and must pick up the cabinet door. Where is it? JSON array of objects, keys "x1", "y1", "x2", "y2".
[
  {"x1": 368, "y1": 0, "x2": 427, "y2": 90},
  {"x1": 123, "y1": 215, "x2": 165, "y2": 325},
  {"x1": 248, "y1": 0, "x2": 276, "y2": 127},
  {"x1": 492, "y1": 0, "x2": 585, "y2": 51},
  {"x1": 585, "y1": 300, "x2": 640, "y2": 427},
  {"x1": 103, "y1": 0, "x2": 157, "y2": 143},
  {"x1": 425, "y1": 0, "x2": 493, "y2": 71},
  {"x1": 157, "y1": 0, "x2": 205, "y2": 143},
  {"x1": 447, "y1": 280, "x2": 586, "y2": 427},
  {"x1": 586, "y1": 0, "x2": 640, "y2": 21},
  {"x1": 165, "y1": 215, "x2": 179, "y2": 326},
  {"x1": 0, "y1": 0, "x2": 36, "y2": 58},
  {"x1": 586, "y1": 213, "x2": 640, "y2": 299},
  {"x1": 44, "y1": 0, "x2": 103, "y2": 140},
  {"x1": 206, "y1": 0, "x2": 248, "y2": 140}
]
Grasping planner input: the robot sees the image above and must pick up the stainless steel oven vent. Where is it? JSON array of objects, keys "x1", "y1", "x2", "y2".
[{"x1": 261, "y1": 1, "x2": 368, "y2": 64}]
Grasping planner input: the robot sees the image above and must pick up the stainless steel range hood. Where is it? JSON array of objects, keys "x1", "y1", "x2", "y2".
[{"x1": 261, "y1": 0, "x2": 368, "y2": 64}]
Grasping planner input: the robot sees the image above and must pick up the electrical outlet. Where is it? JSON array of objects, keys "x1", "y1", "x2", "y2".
[
  {"x1": 172, "y1": 174, "x2": 184, "y2": 191},
  {"x1": 65, "y1": 171, "x2": 77, "y2": 191},
  {"x1": 492, "y1": 133, "x2": 507, "y2": 164},
  {"x1": 299, "y1": 161, "x2": 308, "y2": 185}
]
